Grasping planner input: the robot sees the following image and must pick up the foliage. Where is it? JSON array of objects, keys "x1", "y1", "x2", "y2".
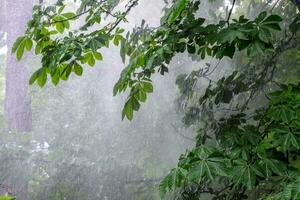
[
  {"x1": 14, "y1": 0, "x2": 283, "y2": 120},
  {"x1": 11, "y1": 0, "x2": 137, "y2": 87},
  {"x1": 12, "y1": 0, "x2": 300, "y2": 199},
  {"x1": 0, "y1": 195, "x2": 15, "y2": 200},
  {"x1": 159, "y1": 83, "x2": 300, "y2": 199}
]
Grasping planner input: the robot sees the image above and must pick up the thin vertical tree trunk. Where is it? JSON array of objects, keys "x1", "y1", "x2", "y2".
[{"x1": 4, "y1": 0, "x2": 33, "y2": 132}]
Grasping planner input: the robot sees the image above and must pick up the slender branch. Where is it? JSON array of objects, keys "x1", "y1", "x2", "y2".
[
  {"x1": 203, "y1": 76, "x2": 217, "y2": 83},
  {"x1": 271, "y1": 0, "x2": 281, "y2": 13},
  {"x1": 99, "y1": 6, "x2": 118, "y2": 18},
  {"x1": 108, "y1": 0, "x2": 139, "y2": 33},
  {"x1": 48, "y1": 0, "x2": 109, "y2": 25},
  {"x1": 205, "y1": 60, "x2": 222, "y2": 76},
  {"x1": 49, "y1": 8, "x2": 92, "y2": 25},
  {"x1": 226, "y1": 0, "x2": 236, "y2": 25},
  {"x1": 240, "y1": 33, "x2": 296, "y2": 111}
]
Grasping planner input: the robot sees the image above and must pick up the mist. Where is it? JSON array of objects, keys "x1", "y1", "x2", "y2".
[
  {"x1": 0, "y1": 0, "x2": 286, "y2": 199},
  {"x1": 0, "y1": 1, "x2": 197, "y2": 199}
]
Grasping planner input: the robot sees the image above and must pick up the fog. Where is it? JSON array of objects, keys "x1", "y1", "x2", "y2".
[{"x1": 0, "y1": 1, "x2": 197, "y2": 199}]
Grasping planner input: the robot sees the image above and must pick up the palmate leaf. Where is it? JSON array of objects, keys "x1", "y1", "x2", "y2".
[
  {"x1": 260, "y1": 14, "x2": 282, "y2": 31},
  {"x1": 266, "y1": 175, "x2": 300, "y2": 200},
  {"x1": 258, "y1": 27, "x2": 272, "y2": 43},
  {"x1": 272, "y1": 128, "x2": 300, "y2": 151},
  {"x1": 187, "y1": 146, "x2": 227, "y2": 183},
  {"x1": 258, "y1": 159, "x2": 285, "y2": 177},
  {"x1": 268, "y1": 105, "x2": 295, "y2": 124},
  {"x1": 159, "y1": 167, "x2": 187, "y2": 199},
  {"x1": 159, "y1": 146, "x2": 227, "y2": 198},
  {"x1": 230, "y1": 160, "x2": 263, "y2": 190},
  {"x1": 188, "y1": 157, "x2": 227, "y2": 183},
  {"x1": 218, "y1": 29, "x2": 248, "y2": 43}
]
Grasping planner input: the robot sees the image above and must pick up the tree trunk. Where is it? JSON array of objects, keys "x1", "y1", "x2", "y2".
[{"x1": 4, "y1": 0, "x2": 33, "y2": 133}]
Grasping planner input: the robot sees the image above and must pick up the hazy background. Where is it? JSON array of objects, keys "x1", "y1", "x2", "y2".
[
  {"x1": 0, "y1": 1, "x2": 197, "y2": 199},
  {"x1": 0, "y1": 0, "x2": 281, "y2": 199}
]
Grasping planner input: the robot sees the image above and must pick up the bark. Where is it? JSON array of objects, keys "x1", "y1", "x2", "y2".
[{"x1": 4, "y1": 0, "x2": 33, "y2": 132}]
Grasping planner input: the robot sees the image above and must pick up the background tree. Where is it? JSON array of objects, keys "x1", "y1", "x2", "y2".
[{"x1": 4, "y1": 0, "x2": 33, "y2": 132}]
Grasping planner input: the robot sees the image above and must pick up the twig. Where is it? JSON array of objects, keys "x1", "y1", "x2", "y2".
[
  {"x1": 205, "y1": 60, "x2": 222, "y2": 76},
  {"x1": 49, "y1": 8, "x2": 92, "y2": 25},
  {"x1": 226, "y1": 0, "x2": 236, "y2": 26},
  {"x1": 271, "y1": 0, "x2": 281, "y2": 13},
  {"x1": 108, "y1": 0, "x2": 139, "y2": 34},
  {"x1": 99, "y1": 6, "x2": 118, "y2": 18}
]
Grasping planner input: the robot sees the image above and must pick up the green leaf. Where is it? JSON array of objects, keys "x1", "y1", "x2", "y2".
[
  {"x1": 113, "y1": 35, "x2": 122, "y2": 46},
  {"x1": 258, "y1": 28, "x2": 272, "y2": 43},
  {"x1": 256, "y1": 11, "x2": 267, "y2": 22},
  {"x1": 113, "y1": 81, "x2": 121, "y2": 96},
  {"x1": 25, "y1": 38, "x2": 33, "y2": 51},
  {"x1": 63, "y1": 21, "x2": 70, "y2": 29},
  {"x1": 269, "y1": 105, "x2": 294, "y2": 124},
  {"x1": 16, "y1": 42, "x2": 25, "y2": 61},
  {"x1": 219, "y1": 29, "x2": 248, "y2": 43},
  {"x1": 188, "y1": 146, "x2": 227, "y2": 183},
  {"x1": 138, "y1": 91, "x2": 147, "y2": 102},
  {"x1": 61, "y1": 63, "x2": 72, "y2": 80},
  {"x1": 230, "y1": 161, "x2": 259, "y2": 189},
  {"x1": 0, "y1": 195, "x2": 16, "y2": 200},
  {"x1": 12, "y1": 36, "x2": 25, "y2": 53},
  {"x1": 73, "y1": 62, "x2": 83, "y2": 76},
  {"x1": 284, "y1": 132, "x2": 300, "y2": 150},
  {"x1": 58, "y1": 5, "x2": 65, "y2": 14},
  {"x1": 37, "y1": 68, "x2": 47, "y2": 87},
  {"x1": 82, "y1": 52, "x2": 96, "y2": 67},
  {"x1": 88, "y1": 56, "x2": 95, "y2": 67},
  {"x1": 259, "y1": 159, "x2": 285, "y2": 177},
  {"x1": 93, "y1": 52, "x2": 103, "y2": 60},
  {"x1": 263, "y1": 15, "x2": 283, "y2": 23},
  {"x1": 122, "y1": 99, "x2": 133, "y2": 120},
  {"x1": 51, "y1": 68, "x2": 60, "y2": 85},
  {"x1": 29, "y1": 69, "x2": 41, "y2": 85},
  {"x1": 89, "y1": 38, "x2": 102, "y2": 52},
  {"x1": 120, "y1": 38, "x2": 127, "y2": 63},
  {"x1": 247, "y1": 41, "x2": 265, "y2": 56},
  {"x1": 159, "y1": 177, "x2": 168, "y2": 199},
  {"x1": 159, "y1": 167, "x2": 186, "y2": 198},
  {"x1": 165, "y1": 0, "x2": 187, "y2": 25},
  {"x1": 35, "y1": 41, "x2": 42, "y2": 55},
  {"x1": 131, "y1": 97, "x2": 140, "y2": 111},
  {"x1": 56, "y1": 22, "x2": 65, "y2": 33},
  {"x1": 142, "y1": 82, "x2": 153, "y2": 93},
  {"x1": 62, "y1": 12, "x2": 76, "y2": 19},
  {"x1": 13, "y1": 36, "x2": 32, "y2": 60}
]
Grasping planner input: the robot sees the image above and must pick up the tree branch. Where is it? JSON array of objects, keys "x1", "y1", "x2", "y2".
[
  {"x1": 108, "y1": 0, "x2": 139, "y2": 33},
  {"x1": 226, "y1": 0, "x2": 236, "y2": 26},
  {"x1": 49, "y1": 8, "x2": 92, "y2": 25}
]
